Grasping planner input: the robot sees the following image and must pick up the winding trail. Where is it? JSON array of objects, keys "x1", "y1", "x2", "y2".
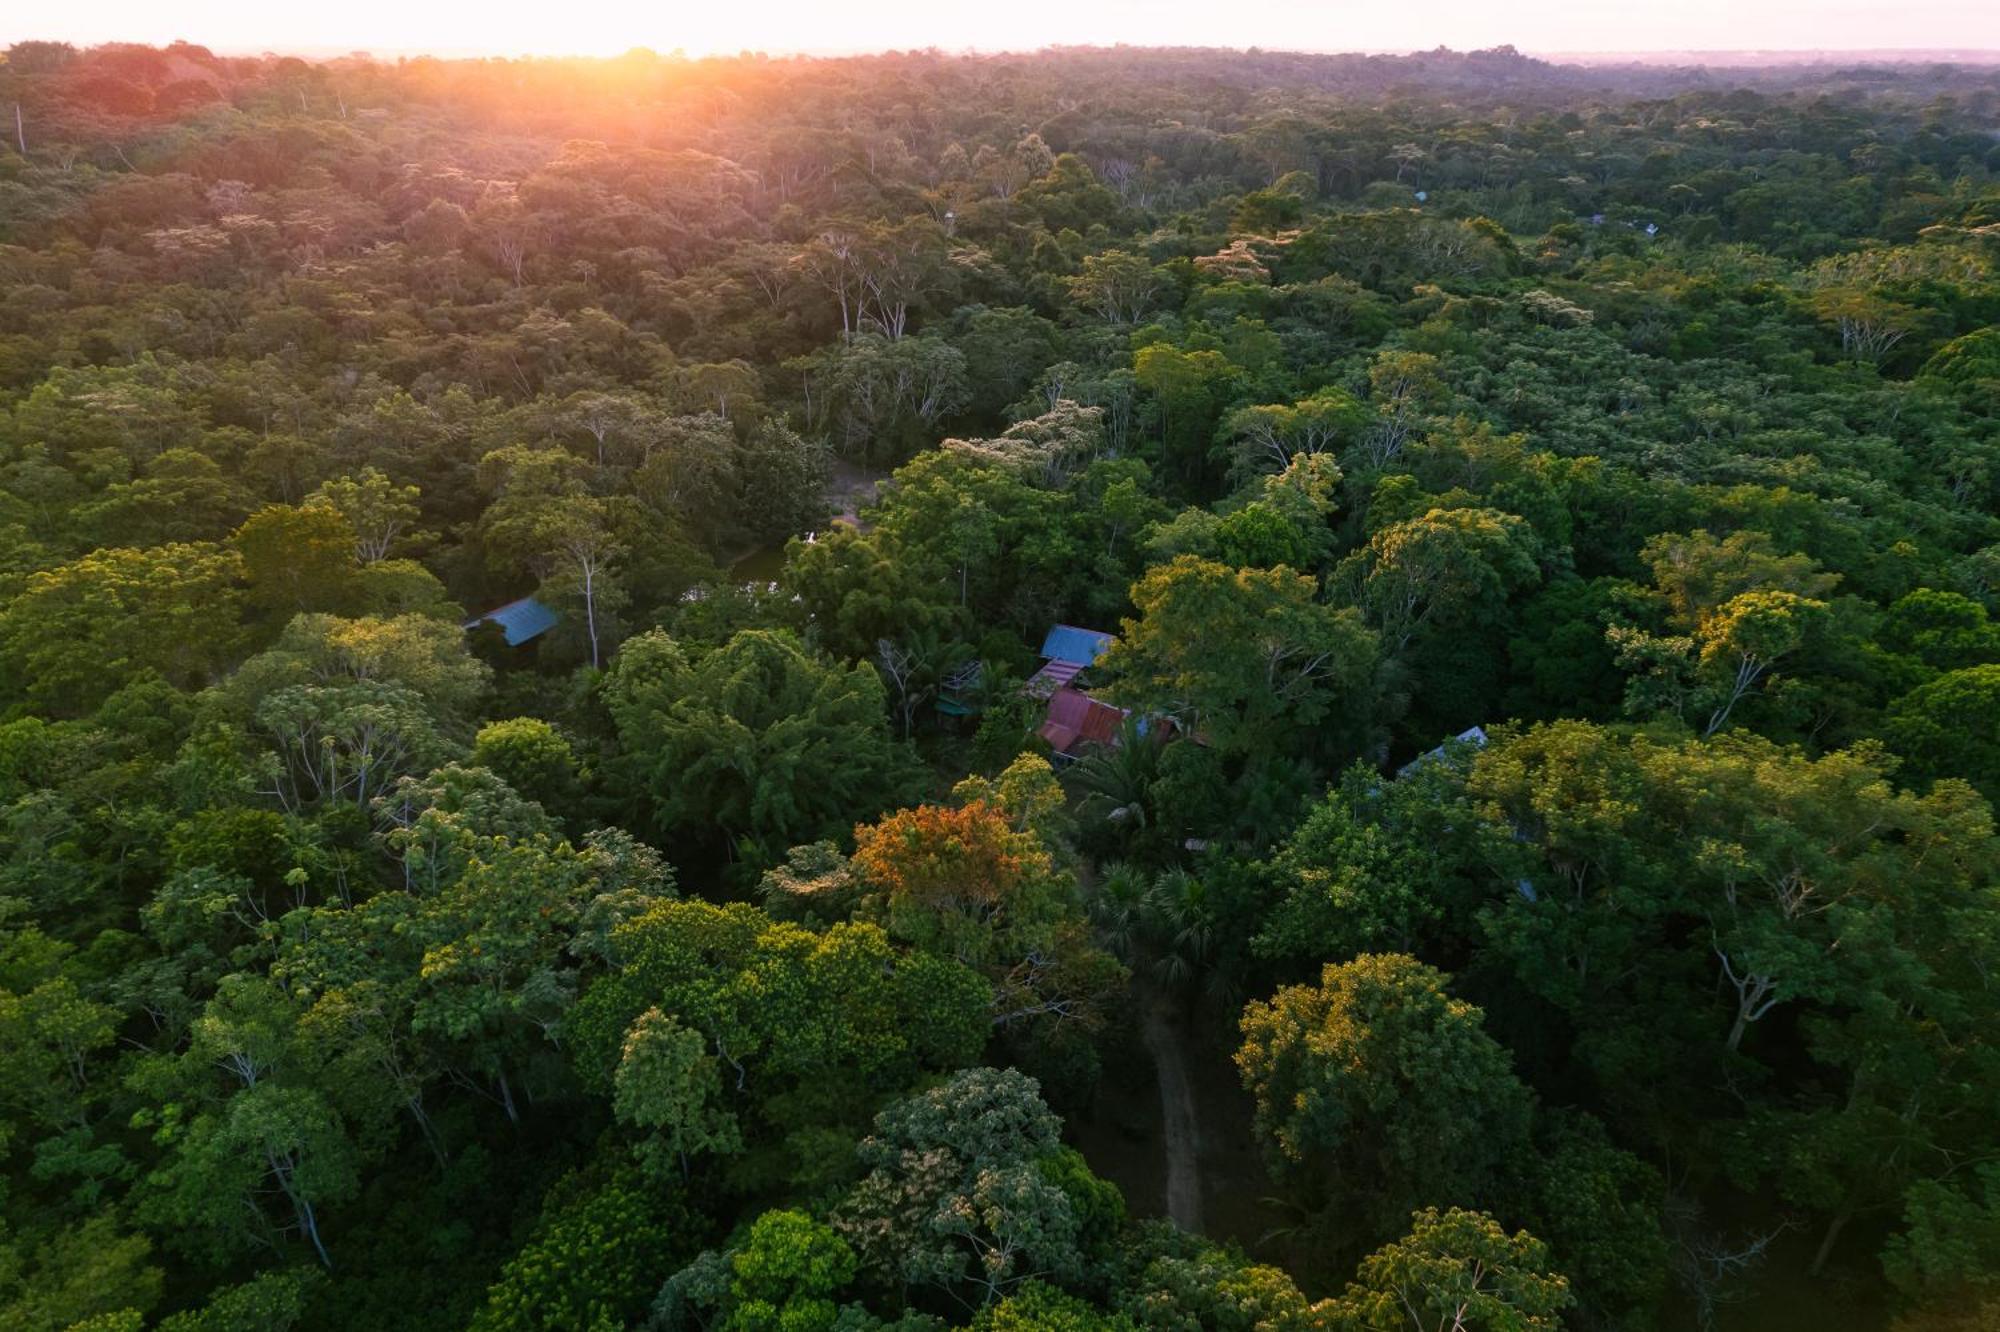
[{"x1": 1140, "y1": 997, "x2": 1205, "y2": 1233}]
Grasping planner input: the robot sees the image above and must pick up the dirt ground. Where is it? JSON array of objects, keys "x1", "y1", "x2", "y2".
[
  {"x1": 1072, "y1": 1000, "x2": 1896, "y2": 1329},
  {"x1": 1070, "y1": 994, "x2": 1292, "y2": 1261}
]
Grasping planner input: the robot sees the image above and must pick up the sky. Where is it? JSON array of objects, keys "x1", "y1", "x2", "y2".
[{"x1": 7, "y1": 0, "x2": 2000, "y2": 61}]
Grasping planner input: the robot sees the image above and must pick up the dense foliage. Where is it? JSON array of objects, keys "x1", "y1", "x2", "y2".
[{"x1": 1, "y1": 35, "x2": 1998, "y2": 1332}]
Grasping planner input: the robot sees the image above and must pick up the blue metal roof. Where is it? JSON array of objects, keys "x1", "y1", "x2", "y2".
[
  {"x1": 1039, "y1": 624, "x2": 1115, "y2": 667},
  {"x1": 468, "y1": 596, "x2": 558, "y2": 647}
]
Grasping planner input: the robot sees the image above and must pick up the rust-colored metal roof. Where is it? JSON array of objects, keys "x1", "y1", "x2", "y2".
[
  {"x1": 1039, "y1": 687, "x2": 1126, "y2": 754},
  {"x1": 1038, "y1": 721, "x2": 1082, "y2": 751}
]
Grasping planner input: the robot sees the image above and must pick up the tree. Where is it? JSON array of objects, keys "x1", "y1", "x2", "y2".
[
  {"x1": 723, "y1": 1209, "x2": 858, "y2": 1331},
  {"x1": 471, "y1": 717, "x2": 581, "y2": 814},
  {"x1": 0, "y1": 974, "x2": 119, "y2": 1146},
  {"x1": 834, "y1": 1068, "x2": 1095, "y2": 1310},
  {"x1": 976, "y1": 1282, "x2": 1137, "y2": 1331},
  {"x1": 397, "y1": 834, "x2": 640, "y2": 1119},
  {"x1": 226, "y1": 611, "x2": 491, "y2": 723},
  {"x1": 1236, "y1": 954, "x2": 1534, "y2": 1235},
  {"x1": 140, "y1": 1081, "x2": 358, "y2": 1267},
  {"x1": 755, "y1": 841, "x2": 861, "y2": 925},
  {"x1": 0, "y1": 544, "x2": 246, "y2": 713},
  {"x1": 156, "y1": 1272, "x2": 317, "y2": 1332},
  {"x1": 1465, "y1": 721, "x2": 2000, "y2": 1269},
  {"x1": 568, "y1": 899, "x2": 989, "y2": 1164},
  {"x1": 793, "y1": 333, "x2": 969, "y2": 466},
  {"x1": 603, "y1": 629, "x2": 913, "y2": 858},
  {"x1": 1883, "y1": 1163, "x2": 2000, "y2": 1309},
  {"x1": 1886, "y1": 665, "x2": 2000, "y2": 798},
  {"x1": 1326, "y1": 1208, "x2": 1572, "y2": 1332},
  {"x1": 1254, "y1": 759, "x2": 1482, "y2": 965},
  {"x1": 630, "y1": 414, "x2": 740, "y2": 545},
  {"x1": 1219, "y1": 388, "x2": 1368, "y2": 479},
  {"x1": 1808, "y1": 285, "x2": 1927, "y2": 363},
  {"x1": 372, "y1": 762, "x2": 558, "y2": 892},
  {"x1": 1609, "y1": 530, "x2": 1838, "y2": 736},
  {"x1": 1875, "y1": 589, "x2": 2000, "y2": 682},
  {"x1": 735, "y1": 421, "x2": 832, "y2": 545},
  {"x1": 72, "y1": 449, "x2": 251, "y2": 548},
  {"x1": 1339, "y1": 507, "x2": 1541, "y2": 655},
  {"x1": 865, "y1": 448, "x2": 1042, "y2": 619},
  {"x1": 785, "y1": 525, "x2": 963, "y2": 665},
  {"x1": 949, "y1": 400, "x2": 1109, "y2": 490},
  {"x1": 613, "y1": 1007, "x2": 742, "y2": 1175},
  {"x1": 1133, "y1": 343, "x2": 1243, "y2": 487},
  {"x1": 854, "y1": 800, "x2": 1051, "y2": 962},
  {"x1": 853, "y1": 798, "x2": 1123, "y2": 1032},
  {"x1": 0, "y1": 1216, "x2": 164, "y2": 1332},
  {"x1": 1362, "y1": 351, "x2": 1447, "y2": 467},
  {"x1": 280, "y1": 825, "x2": 673, "y2": 1148},
  {"x1": 307, "y1": 468, "x2": 426, "y2": 564},
  {"x1": 1919, "y1": 326, "x2": 2000, "y2": 385},
  {"x1": 1522, "y1": 1112, "x2": 1668, "y2": 1329},
  {"x1": 470, "y1": 1165, "x2": 694, "y2": 1332},
  {"x1": 1065, "y1": 250, "x2": 1163, "y2": 324},
  {"x1": 1105, "y1": 556, "x2": 1377, "y2": 757},
  {"x1": 1641, "y1": 530, "x2": 1838, "y2": 627},
  {"x1": 1110, "y1": 1221, "x2": 1325, "y2": 1331},
  {"x1": 553, "y1": 390, "x2": 653, "y2": 468},
  {"x1": 1687, "y1": 589, "x2": 1832, "y2": 736},
  {"x1": 233, "y1": 503, "x2": 361, "y2": 615},
  {"x1": 673, "y1": 361, "x2": 765, "y2": 419}
]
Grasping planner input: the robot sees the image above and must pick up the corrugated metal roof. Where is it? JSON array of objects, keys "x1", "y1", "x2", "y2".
[
  {"x1": 1025, "y1": 659, "x2": 1084, "y2": 697},
  {"x1": 1039, "y1": 687, "x2": 1128, "y2": 754},
  {"x1": 1039, "y1": 624, "x2": 1115, "y2": 667},
  {"x1": 465, "y1": 596, "x2": 559, "y2": 647},
  {"x1": 1039, "y1": 722, "x2": 1082, "y2": 751},
  {"x1": 1076, "y1": 696, "x2": 1127, "y2": 747}
]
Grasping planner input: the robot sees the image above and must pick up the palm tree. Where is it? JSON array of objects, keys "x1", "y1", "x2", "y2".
[
  {"x1": 1067, "y1": 716, "x2": 1162, "y2": 835},
  {"x1": 1086, "y1": 862, "x2": 1231, "y2": 1010},
  {"x1": 1143, "y1": 867, "x2": 1218, "y2": 992},
  {"x1": 1085, "y1": 860, "x2": 1150, "y2": 963}
]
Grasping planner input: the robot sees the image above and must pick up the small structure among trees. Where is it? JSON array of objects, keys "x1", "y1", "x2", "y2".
[
  {"x1": 1037, "y1": 687, "x2": 1130, "y2": 758},
  {"x1": 1026, "y1": 623, "x2": 1115, "y2": 696},
  {"x1": 463, "y1": 596, "x2": 558, "y2": 647},
  {"x1": 1024, "y1": 623, "x2": 1132, "y2": 758}
]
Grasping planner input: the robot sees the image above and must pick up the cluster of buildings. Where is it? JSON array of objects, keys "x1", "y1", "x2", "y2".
[
  {"x1": 464, "y1": 593, "x2": 1144, "y2": 763},
  {"x1": 1025, "y1": 625, "x2": 1132, "y2": 758}
]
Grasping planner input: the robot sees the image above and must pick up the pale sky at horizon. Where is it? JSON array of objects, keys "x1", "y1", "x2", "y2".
[{"x1": 7, "y1": 0, "x2": 2000, "y2": 61}]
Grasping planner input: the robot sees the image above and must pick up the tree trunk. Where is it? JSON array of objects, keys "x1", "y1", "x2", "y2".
[
  {"x1": 1704, "y1": 655, "x2": 1763, "y2": 737},
  {"x1": 495, "y1": 1067, "x2": 520, "y2": 1125},
  {"x1": 406, "y1": 1093, "x2": 449, "y2": 1171},
  {"x1": 1809, "y1": 1204, "x2": 1853, "y2": 1277},
  {"x1": 297, "y1": 1192, "x2": 333, "y2": 1268},
  {"x1": 271, "y1": 1147, "x2": 335, "y2": 1268}
]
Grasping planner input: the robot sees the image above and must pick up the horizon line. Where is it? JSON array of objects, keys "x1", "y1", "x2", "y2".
[{"x1": 9, "y1": 36, "x2": 2000, "y2": 65}]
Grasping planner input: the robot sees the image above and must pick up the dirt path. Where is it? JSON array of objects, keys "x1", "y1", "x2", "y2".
[{"x1": 1140, "y1": 998, "x2": 1205, "y2": 1233}]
